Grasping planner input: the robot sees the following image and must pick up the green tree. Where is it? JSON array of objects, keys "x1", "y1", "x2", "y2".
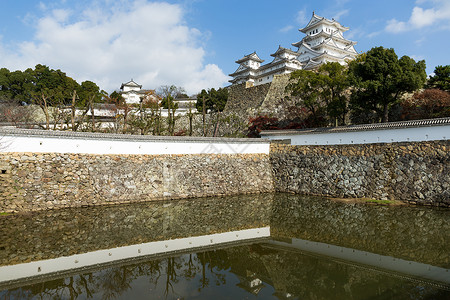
[
  {"x1": 195, "y1": 87, "x2": 228, "y2": 113},
  {"x1": 426, "y1": 65, "x2": 450, "y2": 91},
  {"x1": 318, "y1": 62, "x2": 350, "y2": 126},
  {"x1": 78, "y1": 80, "x2": 102, "y2": 131},
  {"x1": 30, "y1": 65, "x2": 70, "y2": 129},
  {"x1": 285, "y1": 69, "x2": 328, "y2": 127},
  {"x1": 195, "y1": 88, "x2": 228, "y2": 136},
  {"x1": 0, "y1": 68, "x2": 34, "y2": 103},
  {"x1": 109, "y1": 91, "x2": 125, "y2": 105},
  {"x1": 348, "y1": 46, "x2": 427, "y2": 123}
]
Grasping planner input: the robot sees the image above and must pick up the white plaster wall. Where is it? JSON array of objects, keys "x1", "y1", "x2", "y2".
[
  {"x1": 0, "y1": 132, "x2": 270, "y2": 155},
  {"x1": 261, "y1": 125, "x2": 450, "y2": 145}
]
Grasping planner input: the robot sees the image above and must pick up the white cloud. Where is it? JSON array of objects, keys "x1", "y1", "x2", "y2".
[
  {"x1": 367, "y1": 31, "x2": 381, "y2": 38},
  {"x1": 385, "y1": 19, "x2": 409, "y2": 33},
  {"x1": 0, "y1": 1, "x2": 228, "y2": 95},
  {"x1": 296, "y1": 9, "x2": 308, "y2": 25},
  {"x1": 279, "y1": 25, "x2": 294, "y2": 33},
  {"x1": 333, "y1": 9, "x2": 349, "y2": 21},
  {"x1": 385, "y1": 0, "x2": 450, "y2": 33},
  {"x1": 410, "y1": 54, "x2": 425, "y2": 62}
]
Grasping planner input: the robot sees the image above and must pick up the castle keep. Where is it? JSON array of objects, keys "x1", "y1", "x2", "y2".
[{"x1": 229, "y1": 12, "x2": 357, "y2": 87}]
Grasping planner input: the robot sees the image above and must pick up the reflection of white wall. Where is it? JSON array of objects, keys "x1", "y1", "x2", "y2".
[
  {"x1": 261, "y1": 122, "x2": 450, "y2": 145},
  {"x1": 270, "y1": 238, "x2": 449, "y2": 285},
  {"x1": 0, "y1": 227, "x2": 270, "y2": 283},
  {"x1": 0, "y1": 129, "x2": 270, "y2": 155}
]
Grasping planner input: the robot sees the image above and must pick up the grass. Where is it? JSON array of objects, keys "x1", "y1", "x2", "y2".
[
  {"x1": 363, "y1": 199, "x2": 394, "y2": 205},
  {"x1": 0, "y1": 212, "x2": 10, "y2": 216}
]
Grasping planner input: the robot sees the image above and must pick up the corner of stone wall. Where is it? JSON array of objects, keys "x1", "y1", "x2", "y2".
[
  {"x1": 225, "y1": 82, "x2": 271, "y2": 115},
  {"x1": 225, "y1": 73, "x2": 294, "y2": 121},
  {"x1": 259, "y1": 74, "x2": 292, "y2": 118}
]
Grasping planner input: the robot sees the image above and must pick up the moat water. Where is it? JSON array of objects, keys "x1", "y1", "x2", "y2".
[{"x1": 0, "y1": 193, "x2": 449, "y2": 299}]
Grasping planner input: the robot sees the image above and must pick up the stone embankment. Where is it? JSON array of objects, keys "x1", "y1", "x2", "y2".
[
  {"x1": 0, "y1": 152, "x2": 273, "y2": 212},
  {"x1": 0, "y1": 127, "x2": 448, "y2": 212},
  {"x1": 224, "y1": 73, "x2": 292, "y2": 119},
  {"x1": 270, "y1": 141, "x2": 449, "y2": 206}
]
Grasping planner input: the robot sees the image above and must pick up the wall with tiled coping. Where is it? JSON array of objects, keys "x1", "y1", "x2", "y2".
[
  {"x1": 1, "y1": 126, "x2": 449, "y2": 211},
  {"x1": 0, "y1": 129, "x2": 273, "y2": 212}
]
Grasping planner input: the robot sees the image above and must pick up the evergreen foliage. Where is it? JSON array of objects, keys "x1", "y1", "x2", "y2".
[
  {"x1": 348, "y1": 46, "x2": 426, "y2": 123},
  {"x1": 195, "y1": 88, "x2": 228, "y2": 113},
  {"x1": 426, "y1": 65, "x2": 450, "y2": 92}
]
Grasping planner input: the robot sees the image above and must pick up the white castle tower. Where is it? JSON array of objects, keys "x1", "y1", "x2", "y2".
[
  {"x1": 229, "y1": 12, "x2": 357, "y2": 86},
  {"x1": 293, "y1": 11, "x2": 357, "y2": 69}
]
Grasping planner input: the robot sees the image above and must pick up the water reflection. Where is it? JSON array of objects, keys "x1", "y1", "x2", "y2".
[
  {"x1": 0, "y1": 193, "x2": 449, "y2": 299},
  {"x1": 270, "y1": 194, "x2": 450, "y2": 268},
  {"x1": 2, "y1": 245, "x2": 448, "y2": 299},
  {"x1": 0, "y1": 194, "x2": 273, "y2": 266}
]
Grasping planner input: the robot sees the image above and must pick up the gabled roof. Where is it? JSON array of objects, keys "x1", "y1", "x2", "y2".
[
  {"x1": 120, "y1": 89, "x2": 153, "y2": 95},
  {"x1": 299, "y1": 29, "x2": 356, "y2": 46},
  {"x1": 235, "y1": 52, "x2": 264, "y2": 64},
  {"x1": 270, "y1": 45, "x2": 298, "y2": 57},
  {"x1": 302, "y1": 58, "x2": 323, "y2": 70},
  {"x1": 310, "y1": 39, "x2": 358, "y2": 57},
  {"x1": 259, "y1": 55, "x2": 301, "y2": 70},
  {"x1": 297, "y1": 42, "x2": 322, "y2": 56},
  {"x1": 299, "y1": 11, "x2": 349, "y2": 33},
  {"x1": 120, "y1": 79, "x2": 142, "y2": 90},
  {"x1": 229, "y1": 64, "x2": 250, "y2": 77}
]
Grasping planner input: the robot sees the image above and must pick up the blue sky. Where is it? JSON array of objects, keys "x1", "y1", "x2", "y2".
[{"x1": 1, "y1": 0, "x2": 449, "y2": 95}]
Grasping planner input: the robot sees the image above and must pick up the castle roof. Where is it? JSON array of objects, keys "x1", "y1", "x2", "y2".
[
  {"x1": 229, "y1": 64, "x2": 251, "y2": 77},
  {"x1": 120, "y1": 79, "x2": 142, "y2": 90},
  {"x1": 235, "y1": 52, "x2": 264, "y2": 64},
  {"x1": 294, "y1": 30, "x2": 356, "y2": 48},
  {"x1": 300, "y1": 11, "x2": 349, "y2": 33},
  {"x1": 270, "y1": 46, "x2": 298, "y2": 57}
]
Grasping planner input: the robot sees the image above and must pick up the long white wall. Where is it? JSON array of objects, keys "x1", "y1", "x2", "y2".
[
  {"x1": 261, "y1": 120, "x2": 450, "y2": 146},
  {"x1": 0, "y1": 129, "x2": 270, "y2": 155}
]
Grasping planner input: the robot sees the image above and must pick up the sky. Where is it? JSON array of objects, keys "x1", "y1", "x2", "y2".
[{"x1": 1, "y1": 0, "x2": 449, "y2": 95}]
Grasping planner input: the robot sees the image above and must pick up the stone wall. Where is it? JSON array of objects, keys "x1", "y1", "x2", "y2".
[
  {"x1": 225, "y1": 73, "x2": 293, "y2": 120},
  {"x1": 258, "y1": 73, "x2": 292, "y2": 118},
  {"x1": 0, "y1": 152, "x2": 273, "y2": 212},
  {"x1": 270, "y1": 141, "x2": 449, "y2": 206},
  {"x1": 224, "y1": 82, "x2": 271, "y2": 114}
]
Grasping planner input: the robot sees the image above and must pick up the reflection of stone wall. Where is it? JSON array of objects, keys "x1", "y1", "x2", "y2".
[
  {"x1": 0, "y1": 152, "x2": 273, "y2": 212},
  {"x1": 0, "y1": 194, "x2": 273, "y2": 266},
  {"x1": 270, "y1": 194, "x2": 450, "y2": 268},
  {"x1": 270, "y1": 141, "x2": 450, "y2": 206}
]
